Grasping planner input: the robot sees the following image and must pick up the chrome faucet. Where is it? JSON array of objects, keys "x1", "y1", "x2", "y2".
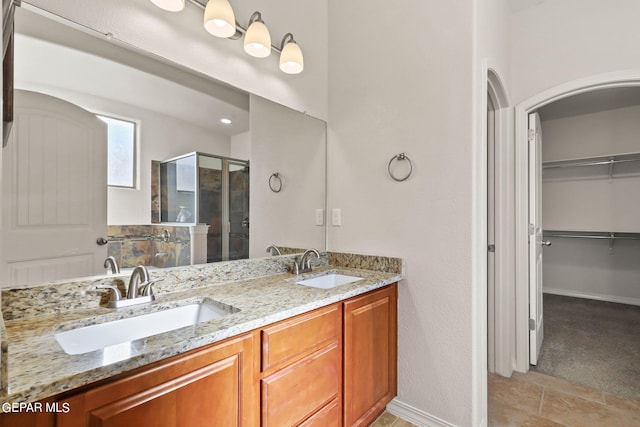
[
  {"x1": 293, "y1": 249, "x2": 320, "y2": 275},
  {"x1": 266, "y1": 244, "x2": 282, "y2": 256},
  {"x1": 104, "y1": 256, "x2": 120, "y2": 274},
  {"x1": 127, "y1": 265, "x2": 150, "y2": 299},
  {"x1": 94, "y1": 265, "x2": 156, "y2": 308}
]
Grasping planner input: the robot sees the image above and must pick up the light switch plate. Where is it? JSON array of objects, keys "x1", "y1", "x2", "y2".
[
  {"x1": 315, "y1": 209, "x2": 324, "y2": 226},
  {"x1": 331, "y1": 208, "x2": 341, "y2": 226}
]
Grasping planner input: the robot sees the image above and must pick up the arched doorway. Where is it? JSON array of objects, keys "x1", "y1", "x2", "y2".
[{"x1": 514, "y1": 71, "x2": 640, "y2": 372}]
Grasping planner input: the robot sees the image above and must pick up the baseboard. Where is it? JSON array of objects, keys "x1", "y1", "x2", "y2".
[
  {"x1": 544, "y1": 288, "x2": 640, "y2": 307},
  {"x1": 386, "y1": 398, "x2": 457, "y2": 427}
]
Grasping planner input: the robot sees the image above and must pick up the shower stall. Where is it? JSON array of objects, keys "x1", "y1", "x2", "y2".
[{"x1": 159, "y1": 152, "x2": 249, "y2": 263}]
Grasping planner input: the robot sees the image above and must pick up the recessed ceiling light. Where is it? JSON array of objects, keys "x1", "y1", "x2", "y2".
[{"x1": 220, "y1": 118, "x2": 232, "y2": 124}]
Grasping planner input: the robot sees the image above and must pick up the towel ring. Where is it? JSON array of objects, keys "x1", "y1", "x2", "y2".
[
  {"x1": 388, "y1": 153, "x2": 413, "y2": 182},
  {"x1": 269, "y1": 173, "x2": 282, "y2": 193}
]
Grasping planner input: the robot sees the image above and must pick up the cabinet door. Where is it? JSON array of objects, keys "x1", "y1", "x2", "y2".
[
  {"x1": 57, "y1": 333, "x2": 258, "y2": 427},
  {"x1": 343, "y1": 284, "x2": 397, "y2": 427}
]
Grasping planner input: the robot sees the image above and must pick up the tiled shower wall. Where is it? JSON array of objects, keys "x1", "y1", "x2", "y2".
[{"x1": 107, "y1": 225, "x2": 191, "y2": 269}]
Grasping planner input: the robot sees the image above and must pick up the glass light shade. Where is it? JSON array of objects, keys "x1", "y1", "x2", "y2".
[
  {"x1": 150, "y1": 0, "x2": 185, "y2": 12},
  {"x1": 244, "y1": 21, "x2": 271, "y2": 58},
  {"x1": 279, "y1": 41, "x2": 304, "y2": 74},
  {"x1": 204, "y1": 0, "x2": 236, "y2": 38}
]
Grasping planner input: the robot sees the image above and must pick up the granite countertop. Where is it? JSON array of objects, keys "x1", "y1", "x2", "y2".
[{"x1": 0, "y1": 263, "x2": 401, "y2": 405}]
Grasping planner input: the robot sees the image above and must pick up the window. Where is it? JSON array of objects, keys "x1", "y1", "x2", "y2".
[{"x1": 98, "y1": 115, "x2": 136, "y2": 188}]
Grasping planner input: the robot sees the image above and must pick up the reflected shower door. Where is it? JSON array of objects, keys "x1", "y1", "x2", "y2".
[
  {"x1": 198, "y1": 155, "x2": 223, "y2": 262},
  {"x1": 228, "y1": 161, "x2": 249, "y2": 260}
]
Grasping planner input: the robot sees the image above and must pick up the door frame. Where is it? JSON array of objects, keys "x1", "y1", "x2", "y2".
[
  {"x1": 486, "y1": 69, "x2": 513, "y2": 378},
  {"x1": 513, "y1": 70, "x2": 640, "y2": 372}
]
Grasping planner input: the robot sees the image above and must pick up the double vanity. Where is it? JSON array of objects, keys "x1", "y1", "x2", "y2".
[{"x1": 0, "y1": 251, "x2": 401, "y2": 426}]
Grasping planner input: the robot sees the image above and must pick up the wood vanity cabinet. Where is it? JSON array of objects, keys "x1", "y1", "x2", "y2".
[
  {"x1": 56, "y1": 332, "x2": 258, "y2": 427},
  {"x1": 343, "y1": 284, "x2": 398, "y2": 427},
  {"x1": 259, "y1": 282, "x2": 398, "y2": 427}
]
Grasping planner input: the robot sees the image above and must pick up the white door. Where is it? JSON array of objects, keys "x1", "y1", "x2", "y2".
[
  {"x1": 528, "y1": 112, "x2": 545, "y2": 365},
  {"x1": 1, "y1": 90, "x2": 108, "y2": 286}
]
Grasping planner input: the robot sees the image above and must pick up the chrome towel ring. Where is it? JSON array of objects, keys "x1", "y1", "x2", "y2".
[
  {"x1": 388, "y1": 153, "x2": 413, "y2": 182},
  {"x1": 269, "y1": 173, "x2": 283, "y2": 192}
]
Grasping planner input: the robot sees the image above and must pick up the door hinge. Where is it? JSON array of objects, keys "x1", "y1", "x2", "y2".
[
  {"x1": 488, "y1": 244, "x2": 495, "y2": 253},
  {"x1": 528, "y1": 224, "x2": 535, "y2": 235},
  {"x1": 529, "y1": 318, "x2": 536, "y2": 331},
  {"x1": 528, "y1": 129, "x2": 536, "y2": 142}
]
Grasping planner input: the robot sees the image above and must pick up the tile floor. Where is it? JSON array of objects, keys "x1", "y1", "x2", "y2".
[
  {"x1": 489, "y1": 370, "x2": 640, "y2": 426},
  {"x1": 370, "y1": 411, "x2": 417, "y2": 427},
  {"x1": 373, "y1": 370, "x2": 640, "y2": 427}
]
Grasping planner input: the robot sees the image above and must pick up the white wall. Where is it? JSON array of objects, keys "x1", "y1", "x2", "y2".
[
  {"x1": 542, "y1": 105, "x2": 640, "y2": 161},
  {"x1": 510, "y1": 0, "x2": 640, "y2": 104},
  {"x1": 23, "y1": 0, "x2": 328, "y2": 120},
  {"x1": 230, "y1": 131, "x2": 251, "y2": 161},
  {"x1": 543, "y1": 237, "x2": 640, "y2": 305},
  {"x1": 328, "y1": 0, "x2": 477, "y2": 425},
  {"x1": 477, "y1": 0, "x2": 511, "y2": 95},
  {"x1": 249, "y1": 95, "x2": 325, "y2": 257}
]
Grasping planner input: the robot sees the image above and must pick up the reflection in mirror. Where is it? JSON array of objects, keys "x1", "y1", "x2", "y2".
[
  {"x1": 158, "y1": 152, "x2": 250, "y2": 263},
  {"x1": 0, "y1": 5, "x2": 326, "y2": 288}
]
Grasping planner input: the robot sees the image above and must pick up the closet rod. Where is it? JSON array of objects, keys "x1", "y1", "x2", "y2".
[
  {"x1": 543, "y1": 231, "x2": 640, "y2": 241},
  {"x1": 542, "y1": 157, "x2": 640, "y2": 169}
]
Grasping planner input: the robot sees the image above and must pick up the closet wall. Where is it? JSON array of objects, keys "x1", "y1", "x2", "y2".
[{"x1": 541, "y1": 104, "x2": 640, "y2": 305}]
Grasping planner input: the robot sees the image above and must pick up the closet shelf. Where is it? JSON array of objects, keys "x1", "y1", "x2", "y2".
[
  {"x1": 543, "y1": 230, "x2": 640, "y2": 254},
  {"x1": 542, "y1": 152, "x2": 640, "y2": 182},
  {"x1": 542, "y1": 153, "x2": 640, "y2": 169},
  {"x1": 543, "y1": 230, "x2": 640, "y2": 240}
]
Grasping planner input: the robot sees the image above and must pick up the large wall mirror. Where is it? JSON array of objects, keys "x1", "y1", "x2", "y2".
[{"x1": 0, "y1": 3, "x2": 327, "y2": 288}]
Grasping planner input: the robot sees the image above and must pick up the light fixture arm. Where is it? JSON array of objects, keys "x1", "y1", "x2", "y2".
[
  {"x1": 280, "y1": 33, "x2": 296, "y2": 50},
  {"x1": 248, "y1": 11, "x2": 263, "y2": 25},
  {"x1": 188, "y1": 0, "x2": 284, "y2": 51}
]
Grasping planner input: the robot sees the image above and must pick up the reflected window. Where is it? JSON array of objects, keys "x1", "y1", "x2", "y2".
[{"x1": 98, "y1": 115, "x2": 136, "y2": 188}]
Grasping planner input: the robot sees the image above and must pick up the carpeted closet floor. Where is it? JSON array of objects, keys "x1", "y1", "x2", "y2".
[{"x1": 531, "y1": 293, "x2": 640, "y2": 400}]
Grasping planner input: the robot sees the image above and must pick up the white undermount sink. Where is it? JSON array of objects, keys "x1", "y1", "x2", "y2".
[
  {"x1": 55, "y1": 300, "x2": 238, "y2": 355},
  {"x1": 296, "y1": 273, "x2": 363, "y2": 289}
]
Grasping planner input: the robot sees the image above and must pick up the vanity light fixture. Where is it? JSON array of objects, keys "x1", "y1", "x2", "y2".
[
  {"x1": 243, "y1": 12, "x2": 271, "y2": 58},
  {"x1": 150, "y1": 0, "x2": 185, "y2": 12},
  {"x1": 203, "y1": 0, "x2": 236, "y2": 38},
  {"x1": 150, "y1": 0, "x2": 304, "y2": 74},
  {"x1": 279, "y1": 33, "x2": 304, "y2": 74}
]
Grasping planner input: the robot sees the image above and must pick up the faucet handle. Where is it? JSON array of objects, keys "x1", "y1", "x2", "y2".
[
  {"x1": 139, "y1": 279, "x2": 162, "y2": 297},
  {"x1": 94, "y1": 284, "x2": 122, "y2": 301}
]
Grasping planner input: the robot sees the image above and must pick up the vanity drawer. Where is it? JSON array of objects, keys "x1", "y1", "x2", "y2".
[
  {"x1": 261, "y1": 343, "x2": 341, "y2": 427},
  {"x1": 299, "y1": 398, "x2": 341, "y2": 427},
  {"x1": 261, "y1": 303, "x2": 341, "y2": 372}
]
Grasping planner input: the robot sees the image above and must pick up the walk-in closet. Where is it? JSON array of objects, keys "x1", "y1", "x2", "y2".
[{"x1": 534, "y1": 88, "x2": 640, "y2": 400}]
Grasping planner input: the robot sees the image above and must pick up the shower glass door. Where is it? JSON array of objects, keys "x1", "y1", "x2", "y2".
[
  {"x1": 197, "y1": 155, "x2": 223, "y2": 262},
  {"x1": 196, "y1": 154, "x2": 249, "y2": 262},
  {"x1": 228, "y1": 161, "x2": 249, "y2": 260}
]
